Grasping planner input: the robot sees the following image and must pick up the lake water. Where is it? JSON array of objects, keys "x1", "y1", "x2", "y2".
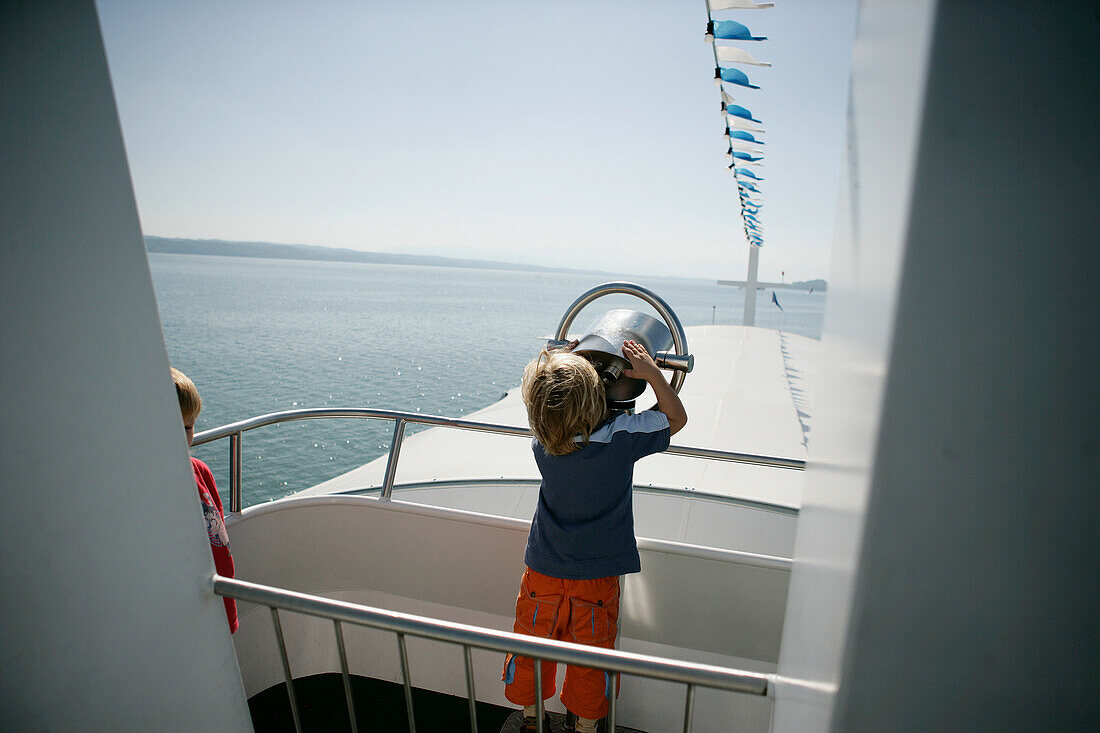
[{"x1": 151, "y1": 253, "x2": 825, "y2": 506}]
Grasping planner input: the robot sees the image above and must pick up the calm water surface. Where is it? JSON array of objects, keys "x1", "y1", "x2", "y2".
[{"x1": 151, "y1": 253, "x2": 824, "y2": 505}]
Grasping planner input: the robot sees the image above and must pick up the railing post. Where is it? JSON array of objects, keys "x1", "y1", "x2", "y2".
[
  {"x1": 229, "y1": 431, "x2": 242, "y2": 513},
  {"x1": 271, "y1": 607, "x2": 302, "y2": 733},
  {"x1": 534, "y1": 661, "x2": 544, "y2": 733},
  {"x1": 334, "y1": 620, "x2": 359, "y2": 733},
  {"x1": 463, "y1": 645, "x2": 478, "y2": 733},
  {"x1": 608, "y1": 672, "x2": 618, "y2": 731},
  {"x1": 396, "y1": 632, "x2": 416, "y2": 733},
  {"x1": 380, "y1": 418, "x2": 406, "y2": 500},
  {"x1": 682, "y1": 683, "x2": 696, "y2": 733}
]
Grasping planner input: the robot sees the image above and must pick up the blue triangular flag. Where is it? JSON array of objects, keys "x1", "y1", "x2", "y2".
[
  {"x1": 712, "y1": 20, "x2": 767, "y2": 41},
  {"x1": 718, "y1": 67, "x2": 760, "y2": 90},
  {"x1": 771, "y1": 291, "x2": 783, "y2": 310},
  {"x1": 735, "y1": 168, "x2": 764, "y2": 180},
  {"x1": 725, "y1": 104, "x2": 762, "y2": 123},
  {"x1": 729, "y1": 130, "x2": 763, "y2": 145}
]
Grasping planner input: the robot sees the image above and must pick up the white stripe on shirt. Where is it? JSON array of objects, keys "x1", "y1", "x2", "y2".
[{"x1": 577, "y1": 411, "x2": 670, "y2": 444}]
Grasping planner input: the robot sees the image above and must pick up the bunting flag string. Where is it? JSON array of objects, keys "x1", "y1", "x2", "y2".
[{"x1": 706, "y1": 0, "x2": 773, "y2": 248}]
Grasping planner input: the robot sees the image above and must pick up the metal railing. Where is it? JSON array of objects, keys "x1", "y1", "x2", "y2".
[
  {"x1": 193, "y1": 407, "x2": 806, "y2": 513},
  {"x1": 214, "y1": 575, "x2": 772, "y2": 733}
]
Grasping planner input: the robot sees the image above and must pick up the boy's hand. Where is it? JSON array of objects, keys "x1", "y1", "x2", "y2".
[
  {"x1": 621, "y1": 340, "x2": 662, "y2": 383},
  {"x1": 621, "y1": 339, "x2": 688, "y2": 436}
]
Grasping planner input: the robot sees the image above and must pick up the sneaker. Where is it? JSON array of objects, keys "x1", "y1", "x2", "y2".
[
  {"x1": 564, "y1": 710, "x2": 607, "y2": 733},
  {"x1": 518, "y1": 711, "x2": 555, "y2": 733}
]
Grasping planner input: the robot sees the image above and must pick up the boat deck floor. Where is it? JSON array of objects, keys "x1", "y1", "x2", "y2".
[
  {"x1": 499, "y1": 709, "x2": 646, "y2": 732},
  {"x1": 248, "y1": 672, "x2": 647, "y2": 732},
  {"x1": 249, "y1": 672, "x2": 512, "y2": 732}
]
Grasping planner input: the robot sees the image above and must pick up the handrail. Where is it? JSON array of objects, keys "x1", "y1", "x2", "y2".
[
  {"x1": 193, "y1": 407, "x2": 805, "y2": 513},
  {"x1": 214, "y1": 575, "x2": 771, "y2": 733}
]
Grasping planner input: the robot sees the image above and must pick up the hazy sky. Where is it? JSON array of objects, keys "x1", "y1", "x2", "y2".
[{"x1": 97, "y1": 0, "x2": 856, "y2": 282}]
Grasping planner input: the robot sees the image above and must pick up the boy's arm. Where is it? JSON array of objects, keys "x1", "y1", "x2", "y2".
[{"x1": 621, "y1": 340, "x2": 688, "y2": 436}]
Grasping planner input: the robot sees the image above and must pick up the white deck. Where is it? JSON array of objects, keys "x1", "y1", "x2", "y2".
[{"x1": 303, "y1": 325, "x2": 817, "y2": 510}]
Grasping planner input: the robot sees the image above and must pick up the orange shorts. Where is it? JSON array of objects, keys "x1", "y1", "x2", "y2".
[{"x1": 502, "y1": 567, "x2": 620, "y2": 720}]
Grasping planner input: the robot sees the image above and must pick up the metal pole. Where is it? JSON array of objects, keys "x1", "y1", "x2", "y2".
[
  {"x1": 607, "y1": 672, "x2": 618, "y2": 731},
  {"x1": 682, "y1": 683, "x2": 696, "y2": 733},
  {"x1": 743, "y1": 245, "x2": 760, "y2": 327},
  {"x1": 271, "y1": 608, "x2": 302, "y2": 733},
  {"x1": 463, "y1": 645, "x2": 478, "y2": 733},
  {"x1": 334, "y1": 620, "x2": 359, "y2": 733},
  {"x1": 380, "y1": 418, "x2": 406, "y2": 500},
  {"x1": 229, "y1": 431, "x2": 242, "y2": 513},
  {"x1": 534, "y1": 660, "x2": 544, "y2": 733},
  {"x1": 397, "y1": 632, "x2": 416, "y2": 733}
]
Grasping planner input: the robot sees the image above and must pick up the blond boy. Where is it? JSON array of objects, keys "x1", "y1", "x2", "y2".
[
  {"x1": 503, "y1": 341, "x2": 686, "y2": 733},
  {"x1": 171, "y1": 368, "x2": 237, "y2": 634}
]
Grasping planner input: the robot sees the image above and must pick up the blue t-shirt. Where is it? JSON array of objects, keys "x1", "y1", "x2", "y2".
[{"x1": 524, "y1": 410, "x2": 671, "y2": 579}]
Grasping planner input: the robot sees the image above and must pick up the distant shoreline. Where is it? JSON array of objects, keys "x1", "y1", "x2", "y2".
[
  {"x1": 145, "y1": 236, "x2": 603, "y2": 277},
  {"x1": 146, "y1": 236, "x2": 826, "y2": 289}
]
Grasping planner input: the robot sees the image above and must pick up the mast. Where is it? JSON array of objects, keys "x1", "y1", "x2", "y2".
[{"x1": 743, "y1": 243, "x2": 760, "y2": 326}]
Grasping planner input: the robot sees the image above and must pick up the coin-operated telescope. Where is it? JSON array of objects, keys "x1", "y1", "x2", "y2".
[{"x1": 546, "y1": 283, "x2": 694, "y2": 411}]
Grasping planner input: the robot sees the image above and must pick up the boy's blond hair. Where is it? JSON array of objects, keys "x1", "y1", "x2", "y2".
[
  {"x1": 521, "y1": 349, "x2": 607, "y2": 456},
  {"x1": 171, "y1": 367, "x2": 202, "y2": 425}
]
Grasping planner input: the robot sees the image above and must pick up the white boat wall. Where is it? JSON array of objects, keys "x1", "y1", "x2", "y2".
[
  {"x1": 0, "y1": 2, "x2": 253, "y2": 729},
  {"x1": 773, "y1": 1, "x2": 1098, "y2": 730},
  {"x1": 2, "y1": 1, "x2": 1096, "y2": 732}
]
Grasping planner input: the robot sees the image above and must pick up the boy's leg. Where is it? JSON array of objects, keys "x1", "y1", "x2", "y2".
[
  {"x1": 503, "y1": 569, "x2": 566, "y2": 706},
  {"x1": 560, "y1": 576, "x2": 620, "y2": 721}
]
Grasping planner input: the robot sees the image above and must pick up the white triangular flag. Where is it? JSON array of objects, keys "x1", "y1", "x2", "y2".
[
  {"x1": 716, "y1": 46, "x2": 772, "y2": 68},
  {"x1": 725, "y1": 115, "x2": 766, "y2": 134}
]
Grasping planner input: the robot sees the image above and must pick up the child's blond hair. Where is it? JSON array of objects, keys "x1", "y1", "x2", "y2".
[
  {"x1": 171, "y1": 367, "x2": 202, "y2": 425},
  {"x1": 521, "y1": 349, "x2": 607, "y2": 456}
]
